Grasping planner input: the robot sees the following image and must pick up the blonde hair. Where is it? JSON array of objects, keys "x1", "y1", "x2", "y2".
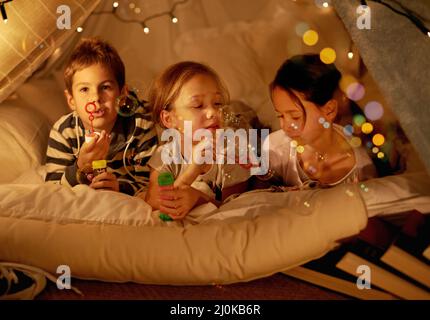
[
  {"x1": 148, "y1": 61, "x2": 230, "y2": 127},
  {"x1": 64, "y1": 37, "x2": 125, "y2": 93}
]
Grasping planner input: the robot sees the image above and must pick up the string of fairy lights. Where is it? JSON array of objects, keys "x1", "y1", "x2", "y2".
[{"x1": 76, "y1": 0, "x2": 189, "y2": 34}]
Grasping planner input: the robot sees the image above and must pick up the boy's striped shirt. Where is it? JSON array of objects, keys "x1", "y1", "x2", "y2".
[{"x1": 45, "y1": 107, "x2": 157, "y2": 195}]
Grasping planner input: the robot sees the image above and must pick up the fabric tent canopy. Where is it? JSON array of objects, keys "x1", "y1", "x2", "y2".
[
  {"x1": 333, "y1": 0, "x2": 430, "y2": 174},
  {"x1": 0, "y1": 0, "x2": 428, "y2": 173}
]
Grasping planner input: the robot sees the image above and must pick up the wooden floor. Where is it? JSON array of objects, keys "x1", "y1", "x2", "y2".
[{"x1": 36, "y1": 273, "x2": 349, "y2": 300}]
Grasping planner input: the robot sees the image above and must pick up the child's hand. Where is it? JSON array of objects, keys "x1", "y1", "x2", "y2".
[
  {"x1": 77, "y1": 130, "x2": 111, "y2": 169},
  {"x1": 89, "y1": 172, "x2": 120, "y2": 192},
  {"x1": 174, "y1": 163, "x2": 212, "y2": 187},
  {"x1": 174, "y1": 137, "x2": 215, "y2": 187},
  {"x1": 159, "y1": 185, "x2": 202, "y2": 220}
]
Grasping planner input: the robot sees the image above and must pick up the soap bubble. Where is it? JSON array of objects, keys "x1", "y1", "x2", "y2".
[{"x1": 115, "y1": 90, "x2": 140, "y2": 117}]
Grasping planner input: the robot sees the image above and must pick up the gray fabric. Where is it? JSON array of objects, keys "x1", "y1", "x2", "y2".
[{"x1": 333, "y1": 0, "x2": 430, "y2": 174}]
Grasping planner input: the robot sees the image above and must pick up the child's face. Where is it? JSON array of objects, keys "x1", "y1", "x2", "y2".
[
  {"x1": 163, "y1": 74, "x2": 223, "y2": 139},
  {"x1": 65, "y1": 63, "x2": 121, "y2": 133},
  {"x1": 272, "y1": 86, "x2": 336, "y2": 144}
]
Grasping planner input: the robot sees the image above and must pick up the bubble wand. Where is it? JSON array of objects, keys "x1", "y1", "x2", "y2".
[{"x1": 85, "y1": 101, "x2": 97, "y2": 135}]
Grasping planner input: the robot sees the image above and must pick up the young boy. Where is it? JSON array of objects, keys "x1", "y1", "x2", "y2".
[{"x1": 45, "y1": 38, "x2": 157, "y2": 195}]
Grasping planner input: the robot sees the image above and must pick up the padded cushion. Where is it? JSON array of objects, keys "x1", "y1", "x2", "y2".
[
  {"x1": 0, "y1": 101, "x2": 50, "y2": 183},
  {"x1": 0, "y1": 181, "x2": 367, "y2": 285}
]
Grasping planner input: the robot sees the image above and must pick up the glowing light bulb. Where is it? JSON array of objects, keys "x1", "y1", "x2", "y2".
[{"x1": 142, "y1": 23, "x2": 150, "y2": 34}]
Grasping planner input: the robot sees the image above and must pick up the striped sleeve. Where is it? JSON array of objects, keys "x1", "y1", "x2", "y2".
[{"x1": 45, "y1": 114, "x2": 80, "y2": 187}]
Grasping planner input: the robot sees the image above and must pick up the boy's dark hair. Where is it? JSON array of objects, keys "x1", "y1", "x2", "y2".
[{"x1": 64, "y1": 37, "x2": 125, "y2": 93}]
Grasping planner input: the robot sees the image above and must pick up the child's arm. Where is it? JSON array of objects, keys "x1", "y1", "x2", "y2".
[
  {"x1": 173, "y1": 163, "x2": 213, "y2": 187},
  {"x1": 45, "y1": 124, "x2": 80, "y2": 187},
  {"x1": 45, "y1": 122, "x2": 110, "y2": 187},
  {"x1": 158, "y1": 185, "x2": 220, "y2": 220}
]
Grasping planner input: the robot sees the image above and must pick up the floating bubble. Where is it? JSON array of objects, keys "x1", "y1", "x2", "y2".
[
  {"x1": 346, "y1": 83, "x2": 365, "y2": 101},
  {"x1": 372, "y1": 133, "x2": 385, "y2": 146},
  {"x1": 350, "y1": 137, "x2": 362, "y2": 148},
  {"x1": 364, "y1": 101, "x2": 384, "y2": 121},
  {"x1": 353, "y1": 114, "x2": 366, "y2": 127},
  {"x1": 343, "y1": 125, "x2": 354, "y2": 136},
  {"x1": 115, "y1": 92, "x2": 140, "y2": 117},
  {"x1": 295, "y1": 22, "x2": 310, "y2": 37},
  {"x1": 303, "y1": 30, "x2": 319, "y2": 46},
  {"x1": 361, "y1": 122, "x2": 373, "y2": 134},
  {"x1": 320, "y1": 47, "x2": 336, "y2": 64}
]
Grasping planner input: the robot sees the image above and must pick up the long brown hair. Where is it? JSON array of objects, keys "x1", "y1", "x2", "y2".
[{"x1": 148, "y1": 61, "x2": 230, "y2": 127}]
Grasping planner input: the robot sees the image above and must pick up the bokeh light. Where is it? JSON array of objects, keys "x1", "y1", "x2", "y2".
[
  {"x1": 350, "y1": 137, "x2": 362, "y2": 148},
  {"x1": 297, "y1": 145, "x2": 305, "y2": 153},
  {"x1": 339, "y1": 75, "x2": 358, "y2": 93},
  {"x1": 303, "y1": 30, "x2": 319, "y2": 46},
  {"x1": 343, "y1": 125, "x2": 354, "y2": 136},
  {"x1": 372, "y1": 147, "x2": 379, "y2": 154},
  {"x1": 346, "y1": 82, "x2": 365, "y2": 101},
  {"x1": 361, "y1": 122, "x2": 374, "y2": 134},
  {"x1": 320, "y1": 48, "x2": 336, "y2": 64},
  {"x1": 377, "y1": 152, "x2": 385, "y2": 159},
  {"x1": 295, "y1": 22, "x2": 310, "y2": 37},
  {"x1": 353, "y1": 114, "x2": 366, "y2": 127},
  {"x1": 364, "y1": 101, "x2": 384, "y2": 121},
  {"x1": 372, "y1": 133, "x2": 385, "y2": 146}
]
